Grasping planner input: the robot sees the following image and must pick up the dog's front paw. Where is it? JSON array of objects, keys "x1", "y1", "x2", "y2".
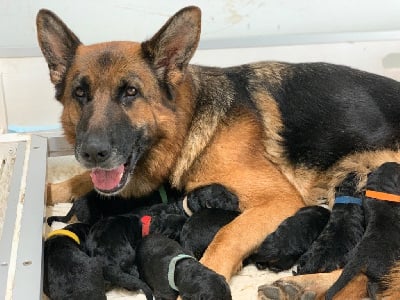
[
  {"x1": 258, "y1": 279, "x2": 316, "y2": 300},
  {"x1": 46, "y1": 171, "x2": 93, "y2": 205},
  {"x1": 200, "y1": 251, "x2": 241, "y2": 281},
  {"x1": 46, "y1": 182, "x2": 76, "y2": 205}
]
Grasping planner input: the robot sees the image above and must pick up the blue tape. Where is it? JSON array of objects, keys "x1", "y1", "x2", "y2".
[
  {"x1": 8, "y1": 125, "x2": 61, "y2": 133},
  {"x1": 334, "y1": 196, "x2": 362, "y2": 205}
]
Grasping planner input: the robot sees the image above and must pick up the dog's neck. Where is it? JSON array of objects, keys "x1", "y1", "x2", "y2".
[{"x1": 170, "y1": 66, "x2": 233, "y2": 189}]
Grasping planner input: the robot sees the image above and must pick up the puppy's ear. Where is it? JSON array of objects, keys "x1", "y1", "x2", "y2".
[
  {"x1": 36, "y1": 9, "x2": 81, "y2": 86},
  {"x1": 141, "y1": 6, "x2": 201, "y2": 84}
]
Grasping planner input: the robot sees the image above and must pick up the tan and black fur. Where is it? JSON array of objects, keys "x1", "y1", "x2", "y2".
[{"x1": 37, "y1": 6, "x2": 400, "y2": 296}]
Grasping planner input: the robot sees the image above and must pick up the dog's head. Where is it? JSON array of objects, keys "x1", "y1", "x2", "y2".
[{"x1": 36, "y1": 7, "x2": 201, "y2": 195}]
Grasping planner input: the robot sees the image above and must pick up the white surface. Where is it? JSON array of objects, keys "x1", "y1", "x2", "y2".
[{"x1": 1, "y1": 0, "x2": 400, "y2": 53}]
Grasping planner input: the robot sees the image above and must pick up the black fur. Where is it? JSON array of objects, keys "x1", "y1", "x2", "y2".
[
  {"x1": 136, "y1": 234, "x2": 232, "y2": 300},
  {"x1": 274, "y1": 63, "x2": 400, "y2": 170},
  {"x1": 43, "y1": 223, "x2": 106, "y2": 300},
  {"x1": 245, "y1": 205, "x2": 330, "y2": 272},
  {"x1": 47, "y1": 185, "x2": 183, "y2": 226},
  {"x1": 296, "y1": 173, "x2": 365, "y2": 275},
  {"x1": 184, "y1": 183, "x2": 239, "y2": 213},
  {"x1": 84, "y1": 214, "x2": 153, "y2": 300},
  {"x1": 326, "y1": 162, "x2": 400, "y2": 299},
  {"x1": 180, "y1": 208, "x2": 240, "y2": 260},
  {"x1": 48, "y1": 183, "x2": 238, "y2": 230}
]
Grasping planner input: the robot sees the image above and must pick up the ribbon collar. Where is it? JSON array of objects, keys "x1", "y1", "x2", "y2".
[
  {"x1": 167, "y1": 254, "x2": 195, "y2": 291},
  {"x1": 365, "y1": 189, "x2": 400, "y2": 203},
  {"x1": 141, "y1": 215, "x2": 152, "y2": 236},
  {"x1": 46, "y1": 229, "x2": 80, "y2": 245},
  {"x1": 182, "y1": 196, "x2": 193, "y2": 217},
  {"x1": 334, "y1": 196, "x2": 362, "y2": 205}
]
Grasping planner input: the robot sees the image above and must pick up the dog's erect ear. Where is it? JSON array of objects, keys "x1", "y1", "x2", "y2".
[
  {"x1": 141, "y1": 6, "x2": 201, "y2": 83},
  {"x1": 36, "y1": 9, "x2": 81, "y2": 86}
]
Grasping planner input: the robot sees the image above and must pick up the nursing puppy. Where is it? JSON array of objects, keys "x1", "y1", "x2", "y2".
[
  {"x1": 85, "y1": 214, "x2": 153, "y2": 300},
  {"x1": 245, "y1": 205, "x2": 330, "y2": 272},
  {"x1": 43, "y1": 223, "x2": 106, "y2": 300},
  {"x1": 180, "y1": 208, "x2": 240, "y2": 260},
  {"x1": 181, "y1": 205, "x2": 330, "y2": 273},
  {"x1": 295, "y1": 173, "x2": 365, "y2": 275},
  {"x1": 47, "y1": 187, "x2": 178, "y2": 226},
  {"x1": 47, "y1": 183, "x2": 238, "y2": 227},
  {"x1": 326, "y1": 162, "x2": 400, "y2": 300},
  {"x1": 37, "y1": 6, "x2": 400, "y2": 297},
  {"x1": 136, "y1": 233, "x2": 232, "y2": 300}
]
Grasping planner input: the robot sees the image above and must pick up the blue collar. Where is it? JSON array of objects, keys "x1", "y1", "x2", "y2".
[{"x1": 334, "y1": 196, "x2": 362, "y2": 205}]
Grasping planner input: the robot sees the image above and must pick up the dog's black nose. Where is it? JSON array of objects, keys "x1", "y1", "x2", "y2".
[{"x1": 80, "y1": 136, "x2": 112, "y2": 164}]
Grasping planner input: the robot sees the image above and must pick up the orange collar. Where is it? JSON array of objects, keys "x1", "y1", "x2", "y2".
[{"x1": 365, "y1": 190, "x2": 400, "y2": 203}]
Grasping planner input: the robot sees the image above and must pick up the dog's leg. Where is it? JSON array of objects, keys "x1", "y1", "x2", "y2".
[
  {"x1": 199, "y1": 198, "x2": 303, "y2": 281},
  {"x1": 47, "y1": 171, "x2": 93, "y2": 205},
  {"x1": 258, "y1": 270, "x2": 368, "y2": 299},
  {"x1": 379, "y1": 261, "x2": 400, "y2": 299}
]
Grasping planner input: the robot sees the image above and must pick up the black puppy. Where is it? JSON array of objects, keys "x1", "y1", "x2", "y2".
[
  {"x1": 245, "y1": 205, "x2": 331, "y2": 272},
  {"x1": 180, "y1": 208, "x2": 240, "y2": 259},
  {"x1": 326, "y1": 162, "x2": 400, "y2": 299},
  {"x1": 85, "y1": 214, "x2": 154, "y2": 300},
  {"x1": 136, "y1": 233, "x2": 232, "y2": 300},
  {"x1": 43, "y1": 223, "x2": 106, "y2": 300},
  {"x1": 295, "y1": 173, "x2": 365, "y2": 275},
  {"x1": 180, "y1": 205, "x2": 330, "y2": 272},
  {"x1": 47, "y1": 184, "x2": 182, "y2": 226},
  {"x1": 47, "y1": 183, "x2": 238, "y2": 226}
]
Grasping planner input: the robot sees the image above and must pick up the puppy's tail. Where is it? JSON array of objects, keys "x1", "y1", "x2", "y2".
[
  {"x1": 46, "y1": 208, "x2": 75, "y2": 225},
  {"x1": 325, "y1": 252, "x2": 365, "y2": 300}
]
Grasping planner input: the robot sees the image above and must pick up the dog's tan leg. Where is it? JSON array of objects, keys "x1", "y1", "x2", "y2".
[
  {"x1": 200, "y1": 197, "x2": 303, "y2": 281},
  {"x1": 379, "y1": 261, "x2": 400, "y2": 299},
  {"x1": 258, "y1": 270, "x2": 368, "y2": 300},
  {"x1": 46, "y1": 171, "x2": 93, "y2": 205}
]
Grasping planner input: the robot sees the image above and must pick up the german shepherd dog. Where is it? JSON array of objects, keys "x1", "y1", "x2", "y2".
[{"x1": 37, "y1": 6, "x2": 400, "y2": 298}]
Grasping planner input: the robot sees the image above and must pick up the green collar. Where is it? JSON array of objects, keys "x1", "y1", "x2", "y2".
[
  {"x1": 167, "y1": 254, "x2": 195, "y2": 291},
  {"x1": 158, "y1": 185, "x2": 168, "y2": 204}
]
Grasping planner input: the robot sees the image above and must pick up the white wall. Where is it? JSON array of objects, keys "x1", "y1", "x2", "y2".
[
  {"x1": 0, "y1": 1, "x2": 400, "y2": 132},
  {"x1": 1, "y1": 0, "x2": 400, "y2": 55}
]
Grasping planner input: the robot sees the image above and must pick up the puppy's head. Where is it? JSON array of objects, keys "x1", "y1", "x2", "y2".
[
  {"x1": 366, "y1": 162, "x2": 400, "y2": 194},
  {"x1": 36, "y1": 7, "x2": 201, "y2": 195}
]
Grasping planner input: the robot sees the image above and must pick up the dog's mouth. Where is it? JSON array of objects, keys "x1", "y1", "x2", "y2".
[{"x1": 90, "y1": 153, "x2": 138, "y2": 195}]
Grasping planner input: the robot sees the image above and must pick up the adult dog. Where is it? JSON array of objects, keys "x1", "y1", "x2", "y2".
[{"x1": 37, "y1": 5, "x2": 400, "y2": 297}]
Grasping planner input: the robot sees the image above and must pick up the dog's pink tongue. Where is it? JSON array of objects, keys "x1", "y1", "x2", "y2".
[{"x1": 90, "y1": 165, "x2": 124, "y2": 191}]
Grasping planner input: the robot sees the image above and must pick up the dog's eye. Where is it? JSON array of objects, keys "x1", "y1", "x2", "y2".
[
  {"x1": 124, "y1": 86, "x2": 138, "y2": 97},
  {"x1": 74, "y1": 87, "x2": 87, "y2": 99}
]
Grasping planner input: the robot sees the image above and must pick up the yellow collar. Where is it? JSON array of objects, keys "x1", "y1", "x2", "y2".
[{"x1": 47, "y1": 229, "x2": 80, "y2": 245}]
